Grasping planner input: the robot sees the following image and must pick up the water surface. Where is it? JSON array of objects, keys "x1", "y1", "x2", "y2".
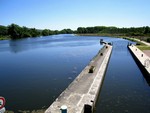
[
  {"x1": 0, "y1": 35, "x2": 150, "y2": 113},
  {"x1": 95, "y1": 39, "x2": 150, "y2": 113},
  {"x1": 0, "y1": 34, "x2": 104, "y2": 112}
]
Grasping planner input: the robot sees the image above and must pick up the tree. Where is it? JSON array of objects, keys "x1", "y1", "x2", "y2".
[
  {"x1": 144, "y1": 26, "x2": 150, "y2": 34},
  {"x1": 60, "y1": 29, "x2": 73, "y2": 34},
  {"x1": 29, "y1": 28, "x2": 41, "y2": 37},
  {"x1": 8, "y1": 24, "x2": 22, "y2": 39},
  {"x1": 0, "y1": 25, "x2": 8, "y2": 35},
  {"x1": 21, "y1": 26, "x2": 31, "y2": 38},
  {"x1": 42, "y1": 29, "x2": 50, "y2": 36},
  {"x1": 147, "y1": 38, "x2": 150, "y2": 42},
  {"x1": 77, "y1": 27, "x2": 87, "y2": 33}
]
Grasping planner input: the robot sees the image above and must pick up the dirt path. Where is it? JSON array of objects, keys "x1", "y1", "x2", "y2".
[{"x1": 143, "y1": 50, "x2": 150, "y2": 57}]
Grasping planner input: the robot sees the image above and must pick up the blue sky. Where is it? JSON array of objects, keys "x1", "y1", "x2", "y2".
[{"x1": 0, "y1": 0, "x2": 150, "y2": 30}]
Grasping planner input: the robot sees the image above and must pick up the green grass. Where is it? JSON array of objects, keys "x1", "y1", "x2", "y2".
[
  {"x1": 125, "y1": 37, "x2": 150, "y2": 50},
  {"x1": 125, "y1": 37, "x2": 145, "y2": 45},
  {"x1": 0, "y1": 35, "x2": 10, "y2": 40},
  {"x1": 123, "y1": 37, "x2": 149, "y2": 50},
  {"x1": 137, "y1": 46, "x2": 150, "y2": 50}
]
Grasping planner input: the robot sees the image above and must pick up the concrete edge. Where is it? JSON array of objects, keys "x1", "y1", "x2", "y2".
[
  {"x1": 128, "y1": 45, "x2": 150, "y2": 76},
  {"x1": 45, "y1": 45, "x2": 113, "y2": 113}
]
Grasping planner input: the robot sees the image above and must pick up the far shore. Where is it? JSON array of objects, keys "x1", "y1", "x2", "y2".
[{"x1": 0, "y1": 36, "x2": 10, "y2": 40}]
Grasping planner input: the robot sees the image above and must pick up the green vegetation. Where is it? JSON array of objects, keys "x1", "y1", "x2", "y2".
[
  {"x1": 0, "y1": 35, "x2": 10, "y2": 40},
  {"x1": 125, "y1": 37, "x2": 146, "y2": 45},
  {"x1": 147, "y1": 38, "x2": 150, "y2": 42},
  {"x1": 137, "y1": 46, "x2": 150, "y2": 50},
  {"x1": 76, "y1": 26, "x2": 150, "y2": 50},
  {"x1": 1, "y1": 24, "x2": 150, "y2": 41},
  {"x1": 125, "y1": 37, "x2": 150, "y2": 50},
  {"x1": 77, "y1": 26, "x2": 149, "y2": 35},
  {"x1": 76, "y1": 26, "x2": 150, "y2": 40},
  {"x1": 0, "y1": 24, "x2": 74, "y2": 40}
]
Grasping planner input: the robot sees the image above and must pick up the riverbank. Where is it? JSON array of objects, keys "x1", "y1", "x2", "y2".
[
  {"x1": 77, "y1": 33, "x2": 150, "y2": 50},
  {"x1": 124, "y1": 37, "x2": 150, "y2": 50},
  {"x1": 0, "y1": 36, "x2": 10, "y2": 40}
]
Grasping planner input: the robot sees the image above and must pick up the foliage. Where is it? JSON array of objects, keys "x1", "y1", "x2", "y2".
[
  {"x1": 0, "y1": 23, "x2": 150, "y2": 40},
  {"x1": 0, "y1": 35, "x2": 10, "y2": 40},
  {"x1": 60, "y1": 29, "x2": 73, "y2": 34},
  {"x1": 77, "y1": 26, "x2": 150, "y2": 37},
  {"x1": 0, "y1": 25, "x2": 8, "y2": 35},
  {"x1": 0, "y1": 23, "x2": 75, "y2": 40},
  {"x1": 147, "y1": 38, "x2": 150, "y2": 43},
  {"x1": 144, "y1": 26, "x2": 150, "y2": 34},
  {"x1": 42, "y1": 29, "x2": 50, "y2": 36},
  {"x1": 125, "y1": 37, "x2": 146, "y2": 46},
  {"x1": 29, "y1": 28, "x2": 41, "y2": 37},
  {"x1": 0, "y1": 24, "x2": 64, "y2": 40},
  {"x1": 7, "y1": 24, "x2": 20, "y2": 39},
  {"x1": 125, "y1": 37, "x2": 150, "y2": 50}
]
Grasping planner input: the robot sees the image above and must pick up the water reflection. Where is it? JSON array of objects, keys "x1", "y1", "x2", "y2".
[{"x1": 1, "y1": 35, "x2": 104, "y2": 53}]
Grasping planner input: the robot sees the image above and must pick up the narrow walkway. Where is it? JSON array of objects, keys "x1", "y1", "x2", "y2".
[
  {"x1": 129, "y1": 38, "x2": 150, "y2": 46},
  {"x1": 143, "y1": 50, "x2": 150, "y2": 57},
  {"x1": 128, "y1": 45, "x2": 150, "y2": 74},
  {"x1": 45, "y1": 45, "x2": 112, "y2": 113}
]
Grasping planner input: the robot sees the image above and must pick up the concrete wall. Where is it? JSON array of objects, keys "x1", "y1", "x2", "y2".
[
  {"x1": 128, "y1": 45, "x2": 150, "y2": 76},
  {"x1": 45, "y1": 44, "x2": 113, "y2": 113}
]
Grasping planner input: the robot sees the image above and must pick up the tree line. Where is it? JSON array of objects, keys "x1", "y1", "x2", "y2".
[
  {"x1": 77, "y1": 26, "x2": 150, "y2": 36},
  {"x1": 0, "y1": 24, "x2": 74, "y2": 39},
  {"x1": 0, "y1": 23, "x2": 150, "y2": 40}
]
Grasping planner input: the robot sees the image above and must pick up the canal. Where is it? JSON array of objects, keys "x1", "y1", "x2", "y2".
[
  {"x1": 95, "y1": 39, "x2": 150, "y2": 113},
  {"x1": 0, "y1": 35, "x2": 150, "y2": 112}
]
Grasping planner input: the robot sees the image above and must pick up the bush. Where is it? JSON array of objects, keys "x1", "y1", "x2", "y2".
[{"x1": 147, "y1": 38, "x2": 150, "y2": 43}]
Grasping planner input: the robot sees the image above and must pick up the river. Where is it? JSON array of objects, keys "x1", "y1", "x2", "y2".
[{"x1": 0, "y1": 34, "x2": 150, "y2": 112}]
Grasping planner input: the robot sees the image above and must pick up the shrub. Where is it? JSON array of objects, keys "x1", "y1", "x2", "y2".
[{"x1": 147, "y1": 38, "x2": 150, "y2": 43}]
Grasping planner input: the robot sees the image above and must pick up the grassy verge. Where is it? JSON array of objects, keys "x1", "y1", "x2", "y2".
[
  {"x1": 136, "y1": 46, "x2": 150, "y2": 50},
  {"x1": 127, "y1": 38, "x2": 146, "y2": 45},
  {"x1": 0, "y1": 35, "x2": 10, "y2": 40},
  {"x1": 125, "y1": 37, "x2": 150, "y2": 50}
]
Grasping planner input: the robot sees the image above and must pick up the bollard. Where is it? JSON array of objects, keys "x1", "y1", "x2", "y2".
[
  {"x1": 89, "y1": 66, "x2": 95, "y2": 73},
  {"x1": 60, "y1": 105, "x2": 67, "y2": 113},
  {"x1": 100, "y1": 39, "x2": 103, "y2": 45},
  {"x1": 141, "y1": 54, "x2": 143, "y2": 57},
  {"x1": 84, "y1": 104, "x2": 92, "y2": 113}
]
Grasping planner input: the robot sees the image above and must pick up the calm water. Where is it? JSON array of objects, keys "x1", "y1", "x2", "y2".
[
  {"x1": 95, "y1": 39, "x2": 150, "y2": 113},
  {"x1": 0, "y1": 34, "x2": 104, "y2": 112},
  {"x1": 0, "y1": 35, "x2": 150, "y2": 112}
]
